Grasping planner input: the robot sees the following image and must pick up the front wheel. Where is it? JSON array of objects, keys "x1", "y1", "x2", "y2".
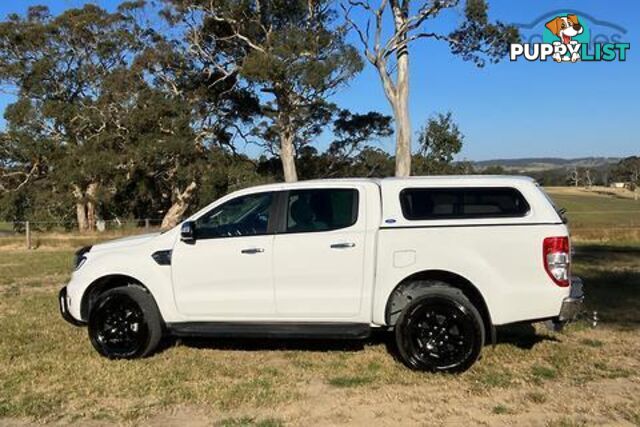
[
  {"x1": 88, "y1": 285, "x2": 163, "y2": 359},
  {"x1": 394, "y1": 287, "x2": 484, "y2": 373}
]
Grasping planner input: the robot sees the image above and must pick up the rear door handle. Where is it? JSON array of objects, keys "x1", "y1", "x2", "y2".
[
  {"x1": 330, "y1": 242, "x2": 355, "y2": 249},
  {"x1": 241, "y1": 248, "x2": 264, "y2": 254}
]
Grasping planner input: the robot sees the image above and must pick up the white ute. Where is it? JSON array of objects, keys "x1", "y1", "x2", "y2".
[{"x1": 60, "y1": 176, "x2": 584, "y2": 372}]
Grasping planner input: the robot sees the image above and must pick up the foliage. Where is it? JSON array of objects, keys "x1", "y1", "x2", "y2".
[
  {"x1": 164, "y1": 0, "x2": 364, "y2": 181},
  {"x1": 0, "y1": 2, "x2": 468, "y2": 227},
  {"x1": 413, "y1": 112, "x2": 464, "y2": 175},
  {"x1": 0, "y1": 3, "x2": 268, "y2": 227},
  {"x1": 612, "y1": 156, "x2": 640, "y2": 189}
]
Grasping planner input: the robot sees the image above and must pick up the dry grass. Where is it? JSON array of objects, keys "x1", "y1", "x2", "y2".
[
  {"x1": 0, "y1": 241, "x2": 638, "y2": 426},
  {"x1": 544, "y1": 187, "x2": 640, "y2": 243},
  {"x1": 545, "y1": 186, "x2": 639, "y2": 199},
  {"x1": 1, "y1": 188, "x2": 639, "y2": 425},
  {"x1": 0, "y1": 228, "x2": 159, "y2": 251}
]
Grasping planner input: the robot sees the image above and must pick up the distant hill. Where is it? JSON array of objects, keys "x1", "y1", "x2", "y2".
[{"x1": 473, "y1": 157, "x2": 620, "y2": 173}]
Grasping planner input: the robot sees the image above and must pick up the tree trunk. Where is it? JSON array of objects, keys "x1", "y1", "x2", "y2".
[
  {"x1": 280, "y1": 131, "x2": 298, "y2": 182},
  {"x1": 72, "y1": 183, "x2": 99, "y2": 233},
  {"x1": 72, "y1": 185, "x2": 89, "y2": 233},
  {"x1": 374, "y1": 1, "x2": 412, "y2": 178},
  {"x1": 161, "y1": 181, "x2": 197, "y2": 230},
  {"x1": 394, "y1": 47, "x2": 411, "y2": 177},
  {"x1": 75, "y1": 201, "x2": 89, "y2": 233},
  {"x1": 86, "y1": 182, "x2": 98, "y2": 232}
]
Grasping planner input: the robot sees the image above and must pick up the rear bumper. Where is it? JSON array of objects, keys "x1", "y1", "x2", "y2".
[
  {"x1": 559, "y1": 276, "x2": 584, "y2": 322},
  {"x1": 544, "y1": 276, "x2": 584, "y2": 331},
  {"x1": 58, "y1": 287, "x2": 85, "y2": 326}
]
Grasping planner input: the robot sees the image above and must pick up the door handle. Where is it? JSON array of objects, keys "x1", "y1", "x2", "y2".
[
  {"x1": 330, "y1": 242, "x2": 356, "y2": 249},
  {"x1": 241, "y1": 248, "x2": 264, "y2": 254}
]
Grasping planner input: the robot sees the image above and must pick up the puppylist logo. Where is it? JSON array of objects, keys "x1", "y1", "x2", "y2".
[{"x1": 510, "y1": 10, "x2": 630, "y2": 63}]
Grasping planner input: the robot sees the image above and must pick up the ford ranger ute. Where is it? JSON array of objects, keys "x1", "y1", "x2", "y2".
[{"x1": 59, "y1": 176, "x2": 584, "y2": 373}]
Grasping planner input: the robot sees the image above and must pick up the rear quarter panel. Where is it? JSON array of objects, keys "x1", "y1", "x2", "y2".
[
  {"x1": 372, "y1": 178, "x2": 571, "y2": 325},
  {"x1": 372, "y1": 224, "x2": 570, "y2": 325}
]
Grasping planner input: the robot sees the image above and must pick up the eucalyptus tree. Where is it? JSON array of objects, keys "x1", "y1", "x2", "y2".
[
  {"x1": 613, "y1": 157, "x2": 640, "y2": 189},
  {"x1": 342, "y1": 0, "x2": 518, "y2": 176},
  {"x1": 164, "y1": 0, "x2": 363, "y2": 182},
  {"x1": 0, "y1": 4, "x2": 148, "y2": 231},
  {"x1": 138, "y1": 8, "x2": 264, "y2": 228}
]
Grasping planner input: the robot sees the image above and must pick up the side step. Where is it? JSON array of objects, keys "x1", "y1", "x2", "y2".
[{"x1": 166, "y1": 322, "x2": 371, "y2": 340}]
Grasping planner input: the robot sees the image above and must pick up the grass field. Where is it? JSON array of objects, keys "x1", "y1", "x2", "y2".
[
  {"x1": 545, "y1": 187, "x2": 640, "y2": 242},
  {"x1": 0, "y1": 189, "x2": 639, "y2": 426}
]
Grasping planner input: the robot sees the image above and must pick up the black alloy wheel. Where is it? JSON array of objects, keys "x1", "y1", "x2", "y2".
[
  {"x1": 88, "y1": 286, "x2": 162, "y2": 359},
  {"x1": 395, "y1": 289, "x2": 484, "y2": 373}
]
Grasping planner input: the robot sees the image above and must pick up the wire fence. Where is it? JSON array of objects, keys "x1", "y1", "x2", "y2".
[
  {"x1": 0, "y1": 219, "x2": 164, "y2": 233},
  {"x1": 0, "y1": 210, "x2": 639, "y2": 249},
  {"x1": 0, "y1": 219, "x2": 165, "y2": 249},
  {"x1": 2, "y1": 211, "x2": 638, "y2": 230}
]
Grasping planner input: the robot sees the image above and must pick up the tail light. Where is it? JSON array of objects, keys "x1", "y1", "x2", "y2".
[{"x1": 543, "y1": 237, "x2": 570, "y2": 287}]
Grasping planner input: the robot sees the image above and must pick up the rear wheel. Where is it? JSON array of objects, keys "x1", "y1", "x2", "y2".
[
  {"x1": 394, "y1": 286, "x2": 484, "y2": 373},
  {"x1": 88, "y1": 285, "x2": 162, "y2": 359}
]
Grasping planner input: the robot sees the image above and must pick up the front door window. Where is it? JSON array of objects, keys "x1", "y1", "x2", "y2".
[{"x1": 195, "y1": 192, "x2": 273, "y2": 239}]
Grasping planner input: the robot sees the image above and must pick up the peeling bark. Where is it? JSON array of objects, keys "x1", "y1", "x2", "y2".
[
  {"x1": 390, "y1": 2, "x2": 412, "y2": 177},
  {"x1": 86, "y1": 182, "x2": 98, "y2": 232},
  {"x1": 72, "y1": 183, "x2": 99, "y2": 233},
  {"x1": 75, "y1": 201, "x2": 88, "y2": 233},
  {"x1": 161, "y1": 181, "x2": 197, "y2": 230},
  {"x1": 393, "y1": 53, "x2": 411, "y2": 177},
  {"x1": 72, "y1": 185, "x2": 89, "y2": 233},
  {"x1": 280, "y1": 131, "x2": 298, "y2": 183}
]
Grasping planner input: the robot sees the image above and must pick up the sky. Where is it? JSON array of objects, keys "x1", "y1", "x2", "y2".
[{"x1": 0, "y1": 0, "x2": 638, "y2": 161}]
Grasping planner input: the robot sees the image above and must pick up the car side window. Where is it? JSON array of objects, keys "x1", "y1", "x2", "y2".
[
  {"x1": 400, "y1": 187, "x2": 530, "y2": 220},
  {"x1": 195, "y1": 192, "x2": 273, "y2": 239},
  {"x1": 286, "y1": 189, "x2": 358, "y2": 233}
]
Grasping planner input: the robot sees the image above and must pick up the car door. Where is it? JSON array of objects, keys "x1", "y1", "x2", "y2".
[
  {"x1": 273, "y1": 187, "x2": 367, "y2": 319},
  {"x1": 171, "y1": 191, "x2": 276, "y2": 318}
]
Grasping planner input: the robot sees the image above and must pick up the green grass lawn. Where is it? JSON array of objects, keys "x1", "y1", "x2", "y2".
[{"x1": 0, "y1": 242, "x2": 639, "y2": 425}]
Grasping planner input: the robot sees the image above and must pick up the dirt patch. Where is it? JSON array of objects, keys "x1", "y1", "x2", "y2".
[{"x1": 4, "y1": 375, "x2": 637, "y2": 426}]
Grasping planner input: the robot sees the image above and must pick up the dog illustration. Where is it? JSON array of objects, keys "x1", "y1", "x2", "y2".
[{"x1": 545, "y1": 14, "x2": 584, "y2": 62}]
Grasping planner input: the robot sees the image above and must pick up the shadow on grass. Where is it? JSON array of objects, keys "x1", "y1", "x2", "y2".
[
  {"x1": 574, "y1": 244, "x2": 640, "y2": 329},
  {"x1": 174, "y1": 335, "x2": 372, "y2": 353},
  {"x1": 495, "y1": 323, "x2": 558, "y2": 349},
  {"x1": 169, "y1": 330, "x2": 409, "y2": 367},
  {"x1": 166, "y1": 324, "x2": 554, "y2": 358}
]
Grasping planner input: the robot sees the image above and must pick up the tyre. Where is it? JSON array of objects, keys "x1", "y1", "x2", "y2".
[
  {"x1": 88, "y1": 285, "x2": 163, "y2": 359},
  {"x1": 394, "y1": 284, "x2": 484, "y2": 373}
]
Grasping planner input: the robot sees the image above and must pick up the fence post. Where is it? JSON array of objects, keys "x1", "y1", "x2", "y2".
[
  {"x1": 145, "y1": 218, "x2": 150, "y2": 229},
  {"x1": 25, "y1": 221, "x2": 32, "y2": 250}
]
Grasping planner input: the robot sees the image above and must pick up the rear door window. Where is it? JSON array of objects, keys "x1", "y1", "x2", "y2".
[
  {"x1": 286, "y1": 189, "x2": 358, "y2": 233},
  {"x1": 400, "y1": 187, "x2": 530, "y2": 220}
]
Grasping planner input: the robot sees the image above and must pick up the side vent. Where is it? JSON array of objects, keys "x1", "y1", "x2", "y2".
[{"x1": 151, "y1": 250, "x2": 172, "y2": 266}]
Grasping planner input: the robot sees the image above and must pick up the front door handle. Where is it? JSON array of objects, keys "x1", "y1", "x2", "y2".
[
  {"x1": 241, "y1": 248, "x2": 264, "y2": 254},
  {"x1": 330, "y1": 242, "x2": 356, "y2": 249}
]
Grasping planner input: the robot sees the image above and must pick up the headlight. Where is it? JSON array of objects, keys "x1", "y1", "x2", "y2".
[{"x1": 73, "y1": 245, "x2": 92, "y2": 270}]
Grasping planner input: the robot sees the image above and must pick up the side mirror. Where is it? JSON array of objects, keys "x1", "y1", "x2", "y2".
[{"x1": 180, "y1": 221, "x2": 196, "y2": 243}]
